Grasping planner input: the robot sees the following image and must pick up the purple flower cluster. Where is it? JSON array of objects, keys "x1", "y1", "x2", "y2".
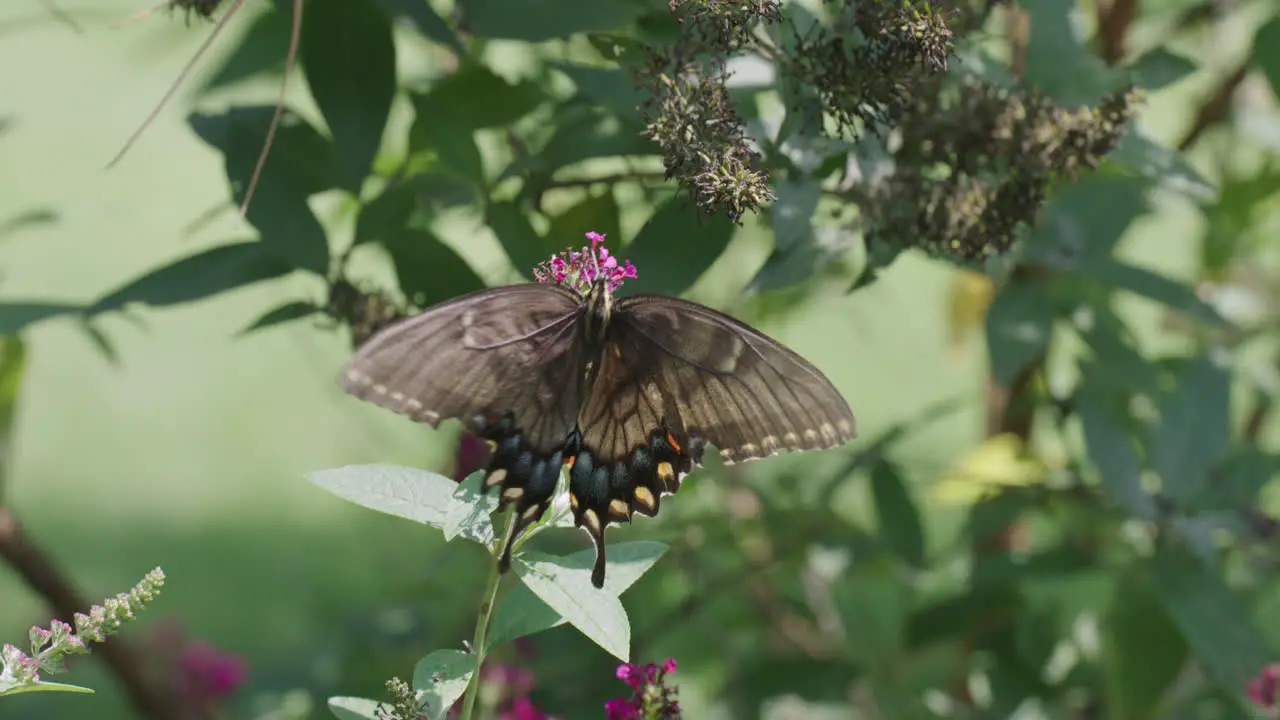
[
  {"x1": 533, "y1": 231, "x2": 638, "y2": 296},
  {"x1": 1249, "y1": 663, "x2": 1280, "y2": 713},
  {"x1": 605, "y1": 658, "x2": 681, "y2": 720},
  {"x1": 445, "y1": 662, "x2": 549, "y2": 720}
]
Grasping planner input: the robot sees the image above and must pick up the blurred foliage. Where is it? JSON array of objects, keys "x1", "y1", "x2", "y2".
[{"x1": 4, "y1": 0, "x2": 1280, "y2": 718}]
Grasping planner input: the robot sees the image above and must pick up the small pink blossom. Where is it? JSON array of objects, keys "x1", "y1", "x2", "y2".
[
  {"x1": 606, "y1": 658, "x2": 680, "y2": 719},
  {"x1": 1249, "y1": 663, "x2": 1280, "y2": 711},
  {"x1": 533, "y1": 231, "x2": 638, "y2": 296},
  {"x1": 179, "y1": 641, "x2": 248, "y2": 700}
]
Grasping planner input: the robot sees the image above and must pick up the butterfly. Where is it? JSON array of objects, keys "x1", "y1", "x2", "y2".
[{"x1": 341, "y1": 233, "x2": 856, "y2": 587}]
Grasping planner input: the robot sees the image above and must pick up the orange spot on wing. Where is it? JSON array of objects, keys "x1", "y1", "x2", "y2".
[
  {"x1": 565, "y1": 455, "x2": 576, "y2": 470},
  {"x1": 666, "y1": 431, "x2": 682, "y2": 453}
]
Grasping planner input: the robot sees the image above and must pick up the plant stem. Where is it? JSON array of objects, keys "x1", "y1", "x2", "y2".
[{"x1": 458, "y1": 519, "x2": 509, "y2": 720}]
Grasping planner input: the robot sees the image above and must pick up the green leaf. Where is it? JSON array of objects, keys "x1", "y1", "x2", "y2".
[
  {"x1": 1076, "y1": 393, "x2": 1156, "y2": 519},
  {"x1": 457, "y1": 0, "x2": 649, "y2": 41},
  {"x1": 545, "y1": 192, "x2": 622, "y2": 259},
  {"x1": 1149, "y1": 352, "x2": 1231, "y2": 503},
  {"x1": 302, "y1": 0, "x2": 397, "y2": 189},
  {"x1": 486, "y1": 202, "x2": 555, "y2": 278},
  {"x1": 770, "y1": 179, "x2": 820, "y2": 253},
  {"x1": 746, "y1": 226, "x2": 850, "y2": 295},
  {"x1": 307, "y1": 464, "x2": 483, "y2": 539},
  {"x1": 0, "y1": 680, "x2": 95, "y2": 697},
  {"x1": 1022, "y1": 175, "x2": 1150, "y2": 268},
  {"x1": 511, "y1": 550, "x2": 632, "y2": 661},
  {"x1": 375, "y1": 0, "x2": 465, "y2": 55},
  {"x1": 412, "y1": 64, "x2": 547, "y2": 130},
  {"x1": 327, "y1": 696, "x2": 381, "y2": 720},
  {"x1": 513, "y1": 107, "x2": 656, "y2": 180},
  {"x1": 870, "y1": 459, "x2": 925, "y2": 567},
  {"x1": 1076, "y1": 307, "x2": 1160, "y2": 397},
  {"x1": 354, "y1": 175, "x2": 451, "y2": 246},
  {"x1": 412, "y1": 649, "x2": 476, "y2": 719},
  {"x1": 0, "y1": 336, "x2": 25, "y2": 441},
  {"x1": 383, "y1": 229, "x2": 485, "y2": 307},
  {"x1": 1021, "y1": 0, "x2": 1116, "y2": 104},
  {"x1": 1109, "y1": 127, "x2": 1217, "y2": 201},
  {"x1": 985, "y1": 280, "x2": 1054, "y2": 385},
  {"x1": 189, "y1": 108, "x2": 336, "y2": 273},
  {"x1": 90, "y1": 242, "x2": 292, "y2": 314},
  {"x1": 1253, "y1": 16, "x2": 1280, "y2": 101},
  {"x1": 1127, "y1": 48, "x2": 1198, "y2": 91},
  {"x1": 621, "y1": 199, "x2": 734, "y2": 296},
  {"x1": 551, "y1": 62, "x2": 645, "y2": 116},
  {"x1": 440, "y1": 472, "x2": 498, "y2": 545},
  {"x1": 239, "y1": 301, "x2": 321, "y2": 336},
  {"x1": 410, "y1": 109, "x2": 485, "y2": 189},
  {"x1": 832, "y1": 555, "x2": 911, "y2": 667},
  {"x1": 200, "y1": 6, "x2": 290, "y2": 93},
  {"x1": 0, "y1": 302, "x2": 81, "y2": 334},
  {"x1": 1090, "y1": 260, "x2": 1229, "y2": 327},
  {"x1": 488, "y1": 541, "x2": 666, "y2": 649},
  {"x1": 1152, "y1": 544, "x2": 1270, "y2": 691}
]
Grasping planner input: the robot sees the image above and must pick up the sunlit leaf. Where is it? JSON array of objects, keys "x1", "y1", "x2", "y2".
[
  {"x1": 441, "y1": 473, "x2": 498, "y2": 545},
  {"x1": 328, "y1": 696, "x2": 380, "y2": 720},
  {"x1": 1126, "y1": 48, "x2": 1198, "y2": 91},
  {"x1": 0, "y1": 680, "x2": 95, "y2": 697},
  {"x1": 457, "y1": 0, "x2": 648, "y2": 41},
  {"x1": 412, "y1": 649, "x2": 476, "y2": 719},
  {"x1": 511, "y1": 550, "x2": 631, "y2": 661},
  {"x1": 486, "y1": 202, "x2": 556, "y2": 277},
  {"x1": 413, "y1": 64, "x2": 547, "y2": 130},
  {"x1": 383, "y1": 229, "x2": 485, "y2": 307},
  {"x1": 307, "y1": 464, "x2": 481, "y2": 540},
  {"x1": 489, "y1": 542, "x2": 666, "y2": 649},
  {"x1": 375, "y1": 0, "x2": 465, "y2": 55},
  {"x1": 239, "y1": 301, "x2": 322, "y2": 336},
  {"x1": 0, "y1": 302, "x2": 81, "y2": 335},
  {"x1": 931, "y1": 434, "x2": 1046, "y2": 506}
]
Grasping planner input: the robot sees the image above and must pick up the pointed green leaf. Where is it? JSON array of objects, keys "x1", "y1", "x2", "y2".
[
  {"x1": 489, "y1": 541, "x2": 666, "y2": 649},
  {"x1": 486, "y1": 202, "x2": 555, "y2": 278},
  {"x1": 90, "y1": 242, "x2": 291, "y2": 314},
  {"x1": 200, "y1": 6, "x2": 291, "y2": 93},
  {"x1": 375, "y1": 0, "x2": 464, "y2": 55},
  {"x1": 413, "y1": 64, "x2": 547, "y2": 130},
  {"x1": 0, "y1": 302, "x2": 80, "y2": 335},
  {"x1": 1109, "y1": 127, "x2": 1217, "y2": 201},
  {"x1": 1150, "y1": 353, "x2": 1231, "y2": 503},
  {"x1": 1127, "y1": 48, "x2": 1197, "y2": 91},
  {"x1": 511, "y1": 550, "x2": 632, "y2": 661},
  {"x1": 413, "y1": 649, "x2": 476, "y2": 719},
  {"x1": 0, "y1": 680, "x2": 95, "y2": 696},
  {"x1": 1090, "y1": 261, "x2": 1229, "y2": 327},
  {"x1": 1252, "y1": 17, "x2": 1280, "y2": 101},
  {"x1": 986, "y1": 280, "x2": 1054, "y2": 385},
  {"x1": 410, "y1": 109, "x2": 485, "y2": 190},
  {"x1": 1076, "y1": 394, "x2": 1156, "y2": 519},
  {"x1": 457, "y1": 0, "x2": 648, "y2": 41},
  {"x1": 870, "y1": 459, "x2": 925, "y2": 567},
  {"x1": 1102, "y1": 563, "x2": 1188, "y2": 719},
  {"x1": 383, "y1": 229, "x2": 485, "y2": 307},
  {"x1": 328, "y1": 696, "x2": 381, "y2": 720},
  {"x1": 307, "y1": 464, "x2": 477, "y2": 537},
  {"x1": 551, "y1": 62, "x2": 645, "y2": 116},
  {"x1": 1152, "y1": 544, "x2": 1270, "y2": 690},
  {"x1": 189, "y1": 108, "x2": 336, "y2": 273},
  {"x1": 545, "y1": 192, "x2": 622, "y2": 259},
  {"x1": 621, "y1": 199, "x2": 735, "y2": 297},
  {"x1": 302, "y1": 0, "x2": 397, "y2": 189},
  {"x1": 240, "y1": 301, "x2": 321, "y2": 336}
]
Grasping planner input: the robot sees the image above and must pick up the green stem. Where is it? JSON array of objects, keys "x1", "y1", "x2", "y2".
[{"x1": 458, "y1": 521, "x2": 508, "y2": 720}]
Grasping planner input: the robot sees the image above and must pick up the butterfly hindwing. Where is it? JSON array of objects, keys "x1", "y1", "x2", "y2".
[
  {"x1": 340, "y1": 284, "x2": 589, "y2": 560},
  {"x1": 566, "y1": 294, "x2": 857, "y2": 586}
]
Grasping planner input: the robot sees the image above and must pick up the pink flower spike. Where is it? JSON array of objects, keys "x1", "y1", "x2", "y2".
[
  {"x1": 662, "y1": 658, "x2": 677, "y2": 675},
  {"x1": 1248, "y1": 663, "x2": 1280, "y2": 709}
]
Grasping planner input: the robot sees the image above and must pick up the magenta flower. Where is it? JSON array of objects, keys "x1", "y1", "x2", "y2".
[
  {"x1": 533, "y1": 231, "x2": 638, "y2": 296},
  {"x1": 453, "y1": 433, "x2": 492, "y2": 482},
  {"x1": 179, "y1": 640, "x2": 248, "y2": 700},
  {"x1": 1249, "y1": 663, "x2": 1280, "y2": 711},
  {"x1": 606, "y1": 658, "x2": 680, "y2": 719}
]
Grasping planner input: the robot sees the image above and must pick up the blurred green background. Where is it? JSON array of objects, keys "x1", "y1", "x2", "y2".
[{"x1": 2, "y1": 0, "x2": 1279, "y2": 718}]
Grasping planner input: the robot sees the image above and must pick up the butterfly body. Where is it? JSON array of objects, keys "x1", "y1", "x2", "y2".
[{"x1": 342, "y1": 275, "x2": 855, "y2": 587}]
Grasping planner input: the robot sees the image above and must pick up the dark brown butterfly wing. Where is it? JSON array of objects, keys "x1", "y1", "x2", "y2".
[
  {"x1": 341, "y1": 283, "x2": 589, "y2": 560},
  {"x1": 566, "y1": 294, "x2": 857, "y2": 586}
]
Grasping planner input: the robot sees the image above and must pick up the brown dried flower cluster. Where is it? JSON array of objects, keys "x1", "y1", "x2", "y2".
[{"x1": 865, "y1": 82, "x2": 1142, "y2": 260}]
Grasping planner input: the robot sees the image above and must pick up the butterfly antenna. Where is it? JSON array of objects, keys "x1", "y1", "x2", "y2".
[
  {"x1": 107, "y1": 0, "x2": 248, "y2": 169},
  {"x1": 238, "y1": 0, "x2": 302, "y2": 217}
]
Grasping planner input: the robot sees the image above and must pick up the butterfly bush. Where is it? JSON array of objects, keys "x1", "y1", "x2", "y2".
[
  {"x1": 1249, "y1": 663, "x2": 1280, "y2": 716},
  {"x1": 605, "y1": 659, "x2": 681, "y2": 720},
  {"x1": 533, "y1": 231, "x2": 638, "y2": 296},
  {"x1": 1, "y1": 567, "x2": 165, "y2": 689}
]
